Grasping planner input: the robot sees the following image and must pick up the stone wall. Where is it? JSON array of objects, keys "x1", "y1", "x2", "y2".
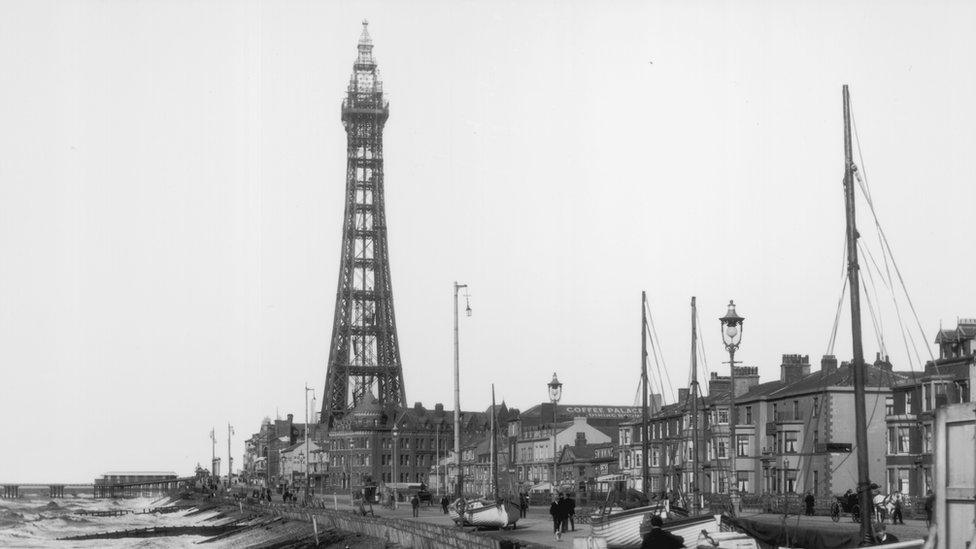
[{"x1": 242, "y1": 501, "x2": 500, "y2": 549}]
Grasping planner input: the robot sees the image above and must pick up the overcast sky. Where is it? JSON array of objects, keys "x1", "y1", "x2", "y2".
[{"x1": 1, "y1": 1, "x2": 974, "y2": 483}]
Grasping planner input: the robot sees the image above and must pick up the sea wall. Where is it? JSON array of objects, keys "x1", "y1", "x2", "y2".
[{"x1": 239, "y1": 501, "x2": 501, "y2": 549}]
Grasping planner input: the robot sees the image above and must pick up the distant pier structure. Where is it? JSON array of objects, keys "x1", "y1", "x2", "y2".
[
  {"x1": 92, "y1": 471, "x2": 186, "y2": 498},
  {"x1": 1, "y1": 484, "x2": 80, "y2": 498}
]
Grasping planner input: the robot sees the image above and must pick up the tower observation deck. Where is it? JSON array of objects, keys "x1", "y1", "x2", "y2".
[{"x1": 321, "y1": 21, "x2": 404, "y2": 427}]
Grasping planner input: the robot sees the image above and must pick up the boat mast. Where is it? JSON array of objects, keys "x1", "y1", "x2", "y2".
[
  {"x1": 842, "y1": 84, "x2": 874, "y2": 544},
  {"x1": 641, "y1": 291, "x2": 650, "y2": 496},
  {"x1": 690, "y1": 297, "x2": 701, "y2": 515},
  {"x1": 491, "y1": 383, "x2": 499, "y2": 500}
]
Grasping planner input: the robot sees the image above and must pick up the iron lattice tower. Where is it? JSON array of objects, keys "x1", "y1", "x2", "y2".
[{"x1": 321, "y1": 21, "x2": 405, "y2": 427}]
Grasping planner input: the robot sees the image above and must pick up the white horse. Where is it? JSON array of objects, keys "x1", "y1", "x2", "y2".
[{"x1": 873, "y1": 492, "x2": 896, "y2": 524}]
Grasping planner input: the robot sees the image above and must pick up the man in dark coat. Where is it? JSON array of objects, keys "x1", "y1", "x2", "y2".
[
  {"x1": 557, "y1": 493, "x2": 572, "y2": 533},
  {"x1": 804, "y1": 491, "x2": 816, "y2": 516},
  {"x1": 410, "y1": 494, "x2": 420, "y2": 517},
  {"x1": 549, "y1": 495, "x2": 563, "y2": 541},
  {"x1": 924, "y1": 490, "x2": 935, "y2": 527},
  {"x1": 440, "y1": 495, "x2": 450, "y2": 514},
  {"x1": 641, "y1": 515, "x2": 683, "y2": 549},
  {"x1": 567, "y1": 493, "x2": 577, "y2": 531}
]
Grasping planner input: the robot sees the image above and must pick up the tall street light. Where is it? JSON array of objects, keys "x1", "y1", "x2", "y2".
[
  {"x1": 304, "y1": 384, "x2": 315, "y2": 502},
  {"x1": 392, "y1": 422, "x2": 399, "y2": 509},
  {"x1": 453, "y1": 281, "x2": 471, "y2": 498},
  {"x1": 547, "y1": 372, "x2": 563, "y2": 492},
  {"x1": 719, "y1": 300, "x2": 745, "y2": 515}
]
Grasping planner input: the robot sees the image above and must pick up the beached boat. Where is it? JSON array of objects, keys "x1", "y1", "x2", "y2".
[
  {"x1": 589, "y1": 505, "x2": 663, "y2": 548},
  {"x1": 590, "y1": 504, "x2": 720, "y2": 549},
  {"x1": 448, "y1": 498, "x2": 520, "y2": 529},
  {"x1": 692, "y1": 530, "x2": 759, "y2": 549}
]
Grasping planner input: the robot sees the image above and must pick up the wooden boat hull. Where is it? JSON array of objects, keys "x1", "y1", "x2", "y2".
[
  {"x1": 590, "y1": 506, "x2": 719, "y2": 549},
  {"x1": 589, "y1": 505, "x2": 663, "y2": 548},
  {"x1": 448, "y1": 499, "x2": 519, "y2": 528}
]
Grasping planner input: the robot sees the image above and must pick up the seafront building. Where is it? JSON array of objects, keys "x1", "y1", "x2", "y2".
[
  {"x1": 505, "y1": 404, "x2": 637, "y2": 493},
  {"x1": 884, "y1": 318, "x2": 975, "y2": 497},
  {"x1": 615, "y1": 353, "x2": 915, "y2": 502}
]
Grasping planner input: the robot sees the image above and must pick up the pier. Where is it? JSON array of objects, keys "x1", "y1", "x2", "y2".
[
  {"x1": 92, "y1": 476, "x2": 195, "y2": 498},
  {"x1": 1, "y1": 483, "x2": 91, "y2": 499}
]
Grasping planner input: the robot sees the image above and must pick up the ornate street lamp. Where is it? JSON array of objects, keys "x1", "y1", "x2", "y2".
[
  {"x1": 719, "y1": 300, "x2": 745, "y2": 514},
  {"x1": 547, "y1": 372, "x2": 563, "y2": 492}
]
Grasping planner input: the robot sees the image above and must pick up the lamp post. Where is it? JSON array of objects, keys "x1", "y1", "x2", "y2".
[
  {"x1": 304, "y1": 385, "x2": 315, "y2": 503},
  {"x1": 227, "y1": 423, "x2": 234, "y2": 491},
  {"x1": 210, "y1": 428, "x2": 217, "y2": 478},
  {"x1": 719, "y1": 300, "x2": 744, "y2": 515},
  {"x1": 547, "y1": 372, "x2": 563, "y2": 492},
  {"x1": 392, "y1": 423, "x2": 399, "y2": 509},
  {"x1": 453, "y1": 282, "x2": 471, "y2": 498}
]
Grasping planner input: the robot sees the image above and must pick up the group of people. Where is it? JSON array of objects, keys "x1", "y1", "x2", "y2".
[{"x1": 547, "y1": 492, "x2": 576, "y2": 541}]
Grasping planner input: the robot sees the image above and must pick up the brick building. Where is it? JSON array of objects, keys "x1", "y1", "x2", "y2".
[
  {"x1": 556, "y1": 437, "x2": 618, "y2": 496},
  {"x1": 885, "y1": 319, "x2": 975, "y2": 496},
  {"x1": 728, "y1": 354, "x2": 909, "y2": 498}
]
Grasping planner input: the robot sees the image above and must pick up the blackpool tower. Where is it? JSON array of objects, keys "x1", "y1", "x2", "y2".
[{"x1": 321, "y1": 21, "x2": 405, "y2": 427}]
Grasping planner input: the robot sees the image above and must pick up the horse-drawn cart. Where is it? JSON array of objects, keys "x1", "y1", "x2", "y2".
[{"x1": 830, "y1": 493, "x2": 861, "y2": 523}]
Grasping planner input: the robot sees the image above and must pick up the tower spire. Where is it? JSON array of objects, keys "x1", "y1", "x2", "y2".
[
  {"x1": 359, "y1": 19, "x2": 372, "y2": 46},
  {"x1": 322, "y1": 25, "x2": 399, "y2": 427}
]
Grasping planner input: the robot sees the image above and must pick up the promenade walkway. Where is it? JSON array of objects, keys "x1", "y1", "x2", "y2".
[{"x1": 350, "y1": 500, "x2": 932, "y2": 548}]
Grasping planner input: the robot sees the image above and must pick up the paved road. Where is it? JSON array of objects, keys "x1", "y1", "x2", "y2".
[
  {"x1": 356, "y1": 502, "x2": 931, "y2": 547},
  {"x1": 735, "y1": 512, "x2": 931, "y2": 542},
  {"x1": 357, "y1": 502, "x2": 592, "y2": 547}
]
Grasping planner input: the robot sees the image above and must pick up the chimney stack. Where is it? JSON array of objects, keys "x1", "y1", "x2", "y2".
[
  {"x1": 733, "y1": 366, "x2": 760, "y2": 397},
  {"x1": 780, "y1": 354, "x2": 810, "y2": 384},
  {"x1": 678, "y1": 388, "x2": 690, "y2": 404},
  {"x1": 709, "y1": 372, "x2": 731, "y2": 397},
  {"x1": 821, "y1": 354, "x2": 838, "y2": 373}
]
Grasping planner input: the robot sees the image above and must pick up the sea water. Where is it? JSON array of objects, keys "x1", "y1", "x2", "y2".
[{"x1": 0, "y1": 495, "x2": 213, "y2": 548}]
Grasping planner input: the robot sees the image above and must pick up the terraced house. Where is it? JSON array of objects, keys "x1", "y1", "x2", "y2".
[
  {"x1": 729, "y1": 354, "x2": 908, "y2": 498},
  {"x1": 885, "y1": 318, "x2": 975, "y2": 497}
]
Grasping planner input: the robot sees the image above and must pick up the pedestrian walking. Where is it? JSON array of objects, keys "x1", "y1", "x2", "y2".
[
  {"x1": 804, "y1": 491, "x2": 815, "y2": 516},
  {"x1": 411, "y1": 494, "x2": 420, "y2": 517},
  {"x1": 441, "y1": 495, "x2": 450, "y2": 514},
  {"x1": 567, "y1": 493, "x2": 576, "y2": 531},
  {"x1": 557, "y1": 492, "x2": 570, "y2": 533},
  {"x1": 520, "y1": 493, "x2": 528, "y2": 518},
  {"x1": 549, "y1": 495, "x2": 563, "y2": 541},
  {"x1": 891, "y1": 493, "x2": 904, "y2": 525},
  {"x1": 924, "y1": 490, "x2": 935, "y2": 527}
]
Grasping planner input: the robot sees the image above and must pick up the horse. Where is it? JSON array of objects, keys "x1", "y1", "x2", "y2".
[{"x1": 873, "y1": 492, "x2": 896, "y2": 524}]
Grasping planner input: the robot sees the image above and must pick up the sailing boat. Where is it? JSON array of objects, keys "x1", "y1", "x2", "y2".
[
  {"x1": 449, "y1": 384, "x2": 520, "y2": 529},
  {"x1": 590, "y1": 294, "x2": 722, "y2": 548}
]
